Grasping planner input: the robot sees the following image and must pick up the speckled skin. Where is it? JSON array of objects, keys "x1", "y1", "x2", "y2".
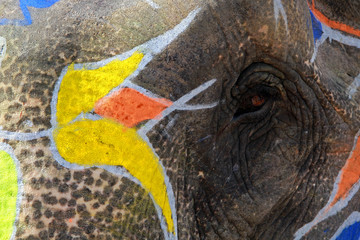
[
  {"x1": 0, "y1": 0, "x2": 199, "y2": 239},
  {"x1": 0, "y1": 0, "x2": 360, "y2": 239}
]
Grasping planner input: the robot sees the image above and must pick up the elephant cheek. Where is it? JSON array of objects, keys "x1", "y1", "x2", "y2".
[{"x1": 249, "y1": 152, "x2": 298, "y2": 202}]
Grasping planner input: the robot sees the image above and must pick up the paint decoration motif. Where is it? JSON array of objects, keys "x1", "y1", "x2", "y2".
[
  {"x1": 307, "y1": 0, "x2": 360, "y2": 63},
  {"x1": 53, "y1": 51, "x2": 175, "y2": 234},
  {"x1": 0, "y1": 8, "x2": 219, "y2": 240},
  {"x1": 0, "y1": 0, "x2": 60, "y2": 26},
  {"x1": 294, "y1": 1, "x2": 360, "y2": 239},
  {"x1": 0, "y1": 37, "x2": 6, "y2": 68},
  {"x1": 0, "y1": 1, "x2": 359, "y2": 239}
]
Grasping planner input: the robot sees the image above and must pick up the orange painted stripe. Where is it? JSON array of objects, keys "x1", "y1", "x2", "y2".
[
  {"x1": 330, "y1": 135, "x2": 360, "y2": 206},
  {"x1": 308, "y1": 0, "x2": 360, "y2": 38},
  {"x1": 95, "y1": 88, "x2": 172, "y2": 128}
]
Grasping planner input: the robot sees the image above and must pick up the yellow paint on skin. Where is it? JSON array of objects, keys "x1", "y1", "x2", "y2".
[
  {"x1": 56, "y1": 52, "x2": 144, "y2": 125},
  {"x1": 53, "y1": 119, "x2": 174, "y2": 233},
  {"x1": 0, "y1": 151, "x2": 18, "y2": 240}
]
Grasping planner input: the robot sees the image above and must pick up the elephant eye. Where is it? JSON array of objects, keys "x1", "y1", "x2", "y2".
[
  {"x1": 232, "y1": 86, "x2": 277, "y2": 122},
  {"x1": 251, "y1": 95, "x2": 265, "y2": 107}
]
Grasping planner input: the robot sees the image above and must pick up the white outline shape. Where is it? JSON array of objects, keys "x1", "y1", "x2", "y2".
[
  {"x1": 144, "y1": 0, "x2": 160, "y2": 9},
  {"x1": 0, "y1": 129, "x2": 51, "y2": 141},
  {"x1": 0, "y1": 7, "x2": 219, "y2": 240},
  {"x1": 138, "y1": 79, "x2": 217, "y2": 136},
  {"x1": 48, "y1": 8, "x2": 204, "y2": 240},
  {"x1": 0, "y1": 143, "x2": 23, "y2": 240},
  {"x1": 273, "y1": 0, "x2": 289, "y2": 33},
  {"x1": 330, "y1": 211, "x2": 360, "y2": 240},
  {"x1": 347, "y1": 74, "x2": 360, "y2": 99},
  {"x1": 0, "y1": 36, "x2": 6, "y2": 67},
  {"x1": 310, "y1": 23, "x2": 360, "y2": 63},
  {"x1": 48, "y1": 77, "x2": 217, "y2": 240},
  {"x1": 295, "y1": 129, "x2": 360, "y2": 240}
]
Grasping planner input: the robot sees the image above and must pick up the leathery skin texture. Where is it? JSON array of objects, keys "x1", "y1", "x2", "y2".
[{"x1": 0, "y1": 0, "x2": 359, "y2": 239}]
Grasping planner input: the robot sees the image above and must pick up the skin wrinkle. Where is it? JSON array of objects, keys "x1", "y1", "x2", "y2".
[
  {"x1": 233, "y1": 130, "x2": 253, "y2": 200},
  {"x1": 242, "y1": 130, "x2": 257, "y2": 201},
  {"x1": 2, "y1": 0, "x2": 357, "y2": 238},
  {"x1": 197, "y1": 130, "x2": 256, "y2": 237},
  {"x1": 257, "y1": 150, "x2": 319, "y2": 238},
  {"x1": 207, "y1": 4, "x2": 237, "y2": 77},
  {"x1": 306, "y1": 73, "x2": 350, "y2": 129},
  {"x1": 257, "y1": 189, "x2": 298, "y2": 239},
  {"x1": 200, "y1": 51, "x2": 332, "y2": 237},
  {"x1": 195, "y1": 184, "x2": 222, "y2": 238},
  {"x1": 248, "y1": 112, "x2": 275, "y2": 142},
  {"x1": 199, "y1": 172, "x2": 251, "y2": 239},
  {"x1": 216, "y1": 60, "x2": 332, "y2": 238},
  {"x1": 294, "y1": 156, "x2": 324, "y2": 231}
]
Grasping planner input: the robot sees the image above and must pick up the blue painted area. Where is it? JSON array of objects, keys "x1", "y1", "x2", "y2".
[
  {"x1": 309, "y1": 10, "x2": 323, "y2": 42},
  {"x1": 0, "y1": 0, "x2": 60, "y2": 26},
  {"x1": 336, "y1": 221, "x2": 360, "y2": 240}
]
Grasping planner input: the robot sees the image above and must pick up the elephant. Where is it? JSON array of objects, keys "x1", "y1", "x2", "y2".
[{"x1": 0, "y1": 0, "x2": 359, "y2": 239}]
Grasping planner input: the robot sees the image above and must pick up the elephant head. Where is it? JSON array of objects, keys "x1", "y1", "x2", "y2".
[{"x1": 0, "y1": 0, "x2": 359, "y2": 239}]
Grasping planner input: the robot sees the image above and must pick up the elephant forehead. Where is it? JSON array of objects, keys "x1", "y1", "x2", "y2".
[
  {"x1": 0, "y1": 0, "x2": 200, "y2": 132},
  {"x1": 208, "y1": 0, "x2": 314, "y2": 64},
  {"x1": 0, "y1": 0, "x2": 201, "y2": 61}
]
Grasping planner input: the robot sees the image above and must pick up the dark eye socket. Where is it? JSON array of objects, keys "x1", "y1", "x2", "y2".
[{"x1": 232, "y1": 86, "x2": 274, "y2": 119}]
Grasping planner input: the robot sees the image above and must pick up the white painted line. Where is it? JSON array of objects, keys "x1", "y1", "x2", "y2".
[
  {"x1": 176, "y1": 102, "x2": 219, "y2": 111},
  {"x1": 330, "y1": 211, "x2": 360, "y2": 240},
  {"x1": 138, "y1": 79, "x2": 217, "y2": 136},
  {"x1": 144, "y1": 0, "x2": 160, "y2": 9},
  {"x1": 0, "y1": 129, "x2": 51, "y2": 141},
  {"x1": 0, "y1": 36, "x2": 6, "y2": 67},
  {"x1": 106, "y1": 7, "x2": 202, "y2": 96},
  {"x1": 294, "y1": 129, "x2": 360, "y2": 240},
  {"x1": 274, "y1": 0, "x2": 288, "y2": 33},
  {"x1": 310, "y1": 24, "x2": 360, "y2": 63},
  {"x1": 0, "y1": 8, "x2": 203, "y2": 240},
  {"x1": 347, "y1": 74, "x2": 360, "y2": 99},
  {"x1": 137, "y1": 133, "x2": 177, "y2": 240}
]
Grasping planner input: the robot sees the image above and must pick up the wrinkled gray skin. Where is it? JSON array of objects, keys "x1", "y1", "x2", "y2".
[
  {"x1": 1, "y1": 0, "x2": 360, "y2": 239},
  {"x1": 141, "y1": 1, "x2": 360, "y2": 239}
]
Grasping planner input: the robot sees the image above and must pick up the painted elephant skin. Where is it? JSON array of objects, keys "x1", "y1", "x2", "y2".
[{"x1": 0, "y1": 0, "x2": 360, "y2": 239}]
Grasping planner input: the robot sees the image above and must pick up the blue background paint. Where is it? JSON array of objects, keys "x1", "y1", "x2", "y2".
[
  {"x1": 336, "y1": 221, "x2": 360, "y2": 240},
  {"x1": 0, "y1": 0, "x2": 59, "y2": 26},
  {"x1": 309, "y1": 10, "x2": 323, "y2": 42}
]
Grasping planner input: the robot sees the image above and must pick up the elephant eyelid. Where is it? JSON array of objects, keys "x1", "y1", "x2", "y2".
[{"x1": 231, "y1": 85, "x2": 279, "y2": 122}]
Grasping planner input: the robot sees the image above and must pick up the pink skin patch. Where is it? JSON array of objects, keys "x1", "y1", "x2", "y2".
[{"x1": 94, "y1": 88, "x2": 173, "y2": 128}]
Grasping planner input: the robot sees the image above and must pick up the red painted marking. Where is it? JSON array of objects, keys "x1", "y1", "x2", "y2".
[
  {"x1": 330, "y1": 135, "x2": 360, "y2": 206},
  {"x1": 19, "y1": 111, "x2": 22, "y2": 119},
  {"x1": 308, "y1": 0, "x2": 360, "y2": 38},
  {"x1": 95, "y1": 88, "x2": 172, "y2": 128},
  {"x1": 69, "y1": 218, "x2": 73, "y2": 223}
]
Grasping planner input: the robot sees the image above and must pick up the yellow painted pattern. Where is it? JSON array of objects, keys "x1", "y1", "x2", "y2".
[
  {"x1": 0, "y1": 151, "x2": 18, "y2": 240},
  {"x1": 53, "y1": 119, "x2": 174, "y2": 233},
  {"x1": 56, "y1": 52, "x2": 144, "y2": 125}
]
